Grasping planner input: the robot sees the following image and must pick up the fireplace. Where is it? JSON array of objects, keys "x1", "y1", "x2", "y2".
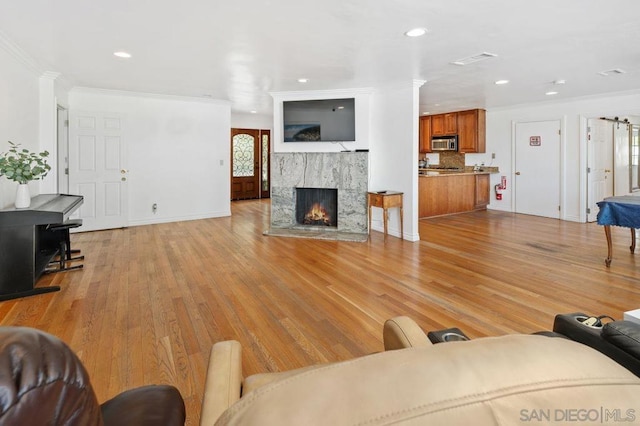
[
  {"x1": 270, "y1": 152, "x2": 368, "y2": 236},
  {"x1": 295, "y1": 188, "x2": 338, "y2": 227}
]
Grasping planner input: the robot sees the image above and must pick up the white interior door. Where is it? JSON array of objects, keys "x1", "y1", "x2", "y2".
[
  {"x1": 613, "y1": 123, "x2": 631, "y2": 196},
  {"x1": 69, "y1": 111, "x2": 128, "y2": 231},
  {"x1": 514, "y1": 120, "x2": 561, "y2": 218},
  {"x1": 587, "y1": 119, "x2": 613, "y2": 222}
]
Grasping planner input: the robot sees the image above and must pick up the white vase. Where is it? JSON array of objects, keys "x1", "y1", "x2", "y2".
[{"x1": 15, "y1": 184, "x2": 31, "y2": 209}]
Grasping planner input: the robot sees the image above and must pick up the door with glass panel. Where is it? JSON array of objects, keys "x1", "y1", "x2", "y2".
[
  {"x1": 260, "y1": 130, "x2": 271, "y2": 198},
  {"x1": 231, "y1": 129, "x2": 270, "y2": 200}
]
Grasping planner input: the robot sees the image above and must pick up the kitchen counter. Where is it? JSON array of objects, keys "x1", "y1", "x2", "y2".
[
  {"x1": 418, "y1": 170, "x2": 494, "y2": 218},
  {"x1": 418, "y1": 167, "x2": 498, "y2": 177}
]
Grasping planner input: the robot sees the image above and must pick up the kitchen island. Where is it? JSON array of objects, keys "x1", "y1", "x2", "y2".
[{"x1": 419, "y1": 170, "x2": 493, "y2": 218}]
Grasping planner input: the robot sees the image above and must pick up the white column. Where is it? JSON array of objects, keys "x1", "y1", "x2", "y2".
[{"x1": 39, "y1": 71, "x2": 60, "y2": 194}]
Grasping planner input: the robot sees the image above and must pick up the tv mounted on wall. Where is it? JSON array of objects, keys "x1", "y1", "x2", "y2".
[{"x1": 283, "y1": 98, "x2": 356, "y2": 142}]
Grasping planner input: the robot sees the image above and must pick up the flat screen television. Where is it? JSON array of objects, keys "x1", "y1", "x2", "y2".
[{"x1": 283, "y1": 98, "x2": 356, "y2": 142}]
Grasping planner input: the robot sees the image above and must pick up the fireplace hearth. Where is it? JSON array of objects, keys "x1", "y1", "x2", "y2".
[{"x1": 296, "y1": 188, "x2": 338, "y2": 227}]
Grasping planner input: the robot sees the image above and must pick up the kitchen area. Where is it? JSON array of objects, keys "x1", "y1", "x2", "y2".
[{"x1": 418, "y1": 109, "x2": 499, "y2": 218}]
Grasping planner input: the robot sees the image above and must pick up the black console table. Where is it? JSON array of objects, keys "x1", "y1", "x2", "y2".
[{"x1": 0, "y1": 194, "x2": 83, "y2": 301}]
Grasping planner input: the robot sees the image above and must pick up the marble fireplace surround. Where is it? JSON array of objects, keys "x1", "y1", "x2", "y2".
[{"x1": 269, "y1": 152, "x2": 369, "y2": 238}]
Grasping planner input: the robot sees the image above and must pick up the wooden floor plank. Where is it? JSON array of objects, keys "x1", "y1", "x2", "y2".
[{"x1": 1, "y1": 200, "x2": 638, "y2": 425}]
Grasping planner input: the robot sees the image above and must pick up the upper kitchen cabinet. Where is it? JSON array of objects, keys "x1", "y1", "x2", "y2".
[
  {"x1": 431, "y1": 113, "x2": 457, "y2": 136},
  {"x1": 457, "y1": 109, "x2": 486, "y2": 153},
  {"x1": 419, "y1": 116, "x2": 432, "y2": 153}
]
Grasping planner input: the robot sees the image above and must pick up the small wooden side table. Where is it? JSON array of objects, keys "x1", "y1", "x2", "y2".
[{"x1": 367, "y1": 191, "x2": 403, "y2": 239}]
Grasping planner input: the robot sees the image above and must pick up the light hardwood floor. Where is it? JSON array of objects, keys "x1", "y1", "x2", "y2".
[{"x1": 1, "y1": 199, "x2": 638, "y2": 425}]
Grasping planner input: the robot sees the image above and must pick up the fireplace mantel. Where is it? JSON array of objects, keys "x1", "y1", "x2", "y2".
[{"x1": 270, "y1": 152, "x2": 369, "y2": 235}]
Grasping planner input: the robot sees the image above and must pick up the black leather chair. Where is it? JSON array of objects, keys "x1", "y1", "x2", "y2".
[{"x1": 0, "y1": 327, "x2": 185, "y2": 425}]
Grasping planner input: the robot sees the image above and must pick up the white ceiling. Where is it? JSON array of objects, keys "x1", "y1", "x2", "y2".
[{"x1": 2, "y1": 0, "x2": 639, "y2": 115}]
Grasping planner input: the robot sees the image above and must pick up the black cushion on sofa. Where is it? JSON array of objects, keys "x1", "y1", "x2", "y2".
[{"x1": 602, "y1": 321, "x2": 640, "y2": 359}]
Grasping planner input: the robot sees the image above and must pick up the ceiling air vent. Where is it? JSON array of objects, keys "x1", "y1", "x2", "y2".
[
  {"x1": 450, "y1": 52, "x2": 498, "y2": 66},
  {"x1": 598, "y1": 68, "x2": 626, "y2": 76}
]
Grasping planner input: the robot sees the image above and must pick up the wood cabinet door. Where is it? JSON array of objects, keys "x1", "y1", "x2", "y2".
[
  {"x1": 419, "y1": 116, "x2": 432, "y2": 153},
  {"x1": 431, "y1": 113, "x2": 457, "y2": 136},
  {"x1": 457, "y1": 109, "x2": 486, "y2": 153},
  {"x1": 444, "y1": 113, "x2": 457, "y2": 134},
  {"x1": 474, "y1": 174, "x2": 490, "y2": 208},
  {"x1": 431, "y1": 114, "x2": 445, "y2": 136}
]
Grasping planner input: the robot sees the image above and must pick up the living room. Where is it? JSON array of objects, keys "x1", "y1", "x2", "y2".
[{"x1": 1, "y1": 1, "x2": 640, "y2": 424}]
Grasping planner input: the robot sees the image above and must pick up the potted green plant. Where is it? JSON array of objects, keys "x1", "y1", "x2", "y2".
[{"x1": 0, "y1": 141, "x2": 51, "y2": 208}]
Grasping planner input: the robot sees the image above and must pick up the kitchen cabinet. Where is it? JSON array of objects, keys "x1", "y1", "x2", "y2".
[
  {"x1": 431, "y1": 113, "x2": 457, "y2": 136},
  {"x1": 457, "y1": 109, "x2": 486, "y2": 153},
  {"x1": 419, "y1": 116, "x2": 432, "y2": 153},
  {"x1": 419, "y1": 173, "x2": 491, "y2": 218},
  {"x1": 474, "y1": 174, "x2": 490, "y2": 209}
]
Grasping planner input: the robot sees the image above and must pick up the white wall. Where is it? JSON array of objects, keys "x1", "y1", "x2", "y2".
[
  {"x1": 485, "y1": 90, "x2": 640, "y2": 222},
  {"x1": 0, "y1": 41, "x2": 41, "y2": 208},
  {"x1": 369, "y1": 81, "x2": 423, "y2": 241},
  {"x1": 231, "y1": 112, "x2": 272, "y2": 130},
  {"x1": 69, "y1": 89, "x2": 231, "y2": 226}
]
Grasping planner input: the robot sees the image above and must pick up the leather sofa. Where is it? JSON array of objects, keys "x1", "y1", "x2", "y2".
[
  {"x1": 553, "y1": 312, "x2": 640, "y2": 377},
  {"x1": 0, "y1": 327, "x2": 186, "y2": 425},
  {"x1": 201, "y1": 316, "x2": 640, "y2": 425}
]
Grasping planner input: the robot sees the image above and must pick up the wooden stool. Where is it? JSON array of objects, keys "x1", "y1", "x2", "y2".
[{"x1": 367, "y1": 191, "x2": 403, "y2": 239}]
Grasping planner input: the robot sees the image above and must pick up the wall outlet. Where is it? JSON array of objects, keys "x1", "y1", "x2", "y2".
[
  {"x1": 152, "y1": 203, "x2": 158, "y2": 214},
  {"x1": 491, "y1": 153, "x2": 496, "y2": 159},
  {"x1": 219, "y1": 159, "x2": 224, "y2": 166}
]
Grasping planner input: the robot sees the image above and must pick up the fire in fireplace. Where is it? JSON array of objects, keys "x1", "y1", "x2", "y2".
[{"x1": 295, "y1": 188, "x2": 338, "y2": 227}]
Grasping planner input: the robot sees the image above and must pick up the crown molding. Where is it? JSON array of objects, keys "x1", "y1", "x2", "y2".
[
  {"x1": 70, "y1": 86, "x2": 231, "y2": 106},
  {"x1": 0, "y1": 29, "x2": 44, "y2": 76},
  {"x1": 270, "y1": 87, "x2": 374, "y2": 101},
  {"x1": 40, "y1": 71, "x2": 61, "y2": 81}
]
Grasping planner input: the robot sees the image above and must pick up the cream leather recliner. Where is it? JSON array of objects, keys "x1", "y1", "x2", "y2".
[{"x1": 200, "y1": 316, "x2": 640, "y2": 425}]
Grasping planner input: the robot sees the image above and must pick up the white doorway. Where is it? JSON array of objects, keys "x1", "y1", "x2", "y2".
[
  {"x1": 56, "y1": 106, "x2": 69, "y2": 194},
  {"x1": 68, "y1": 111, "x2": 128, "y2": 231},
  {"x1": 586, "y1": 119, "x2": 614, "y2": 222},
  {"x1": 514, "y1": 120, "x2": 561, "y2": 218},
  {"x1": 613, "y1": 122, "x2": 631, "y2": 196}
]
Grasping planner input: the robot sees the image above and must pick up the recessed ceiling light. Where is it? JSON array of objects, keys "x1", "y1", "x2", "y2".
[
  {"x1": 422, "y1": 111, "x2": 430, "y2": 115},
  {"x1": 494, "y1": 80, "x2": 509, "y2": 85},
  {"x1": 405, "y1": 28, "x2": 428, "y2": 37},
  {"x1": 250, "y1": 110, "x2": 257, "y2": 114},
  {"x1": 113, "y1": 51, "x2": 131, "y2": 58},
  {"x1": 545, "y1": 91, "x2": 558, "y2": 96},
  {"x1": 451, "y1": 52, "x2": 497, "y2": 66},
  {"x1": 298, "y1": 78, "x2": 308, "y2": 83}
]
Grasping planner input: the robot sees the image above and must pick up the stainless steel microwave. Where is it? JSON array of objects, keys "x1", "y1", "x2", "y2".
[{"x1": 431, "y1": 136, "x2": 458, "y2": 151}]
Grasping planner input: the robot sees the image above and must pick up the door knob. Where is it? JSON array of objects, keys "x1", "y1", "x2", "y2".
[
  {"x1": 121, "y1": 177, "x2": 127, "y2": 181},
  {"x1": 604, "y1": 169, "x2": 611, "y2": 173},
  {"x1": 121, "y1": 169, "x2": 128, "y2": 174},
  {"x1": 515, "y1": 172, "x2": 521, "y2": 175}
]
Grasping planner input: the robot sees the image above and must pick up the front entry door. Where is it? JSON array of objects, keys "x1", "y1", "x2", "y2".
[
  {"x1": 231, "y1": 129, "x2": 260, "y2": 200},
  {"x1": 514, "y1": 120, "x2": 561, "y2": 219}
]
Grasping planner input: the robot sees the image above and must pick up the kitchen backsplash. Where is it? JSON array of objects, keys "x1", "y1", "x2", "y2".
[{"x1": 439, "y1": 152, "x2": 465, "y2": 169}]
